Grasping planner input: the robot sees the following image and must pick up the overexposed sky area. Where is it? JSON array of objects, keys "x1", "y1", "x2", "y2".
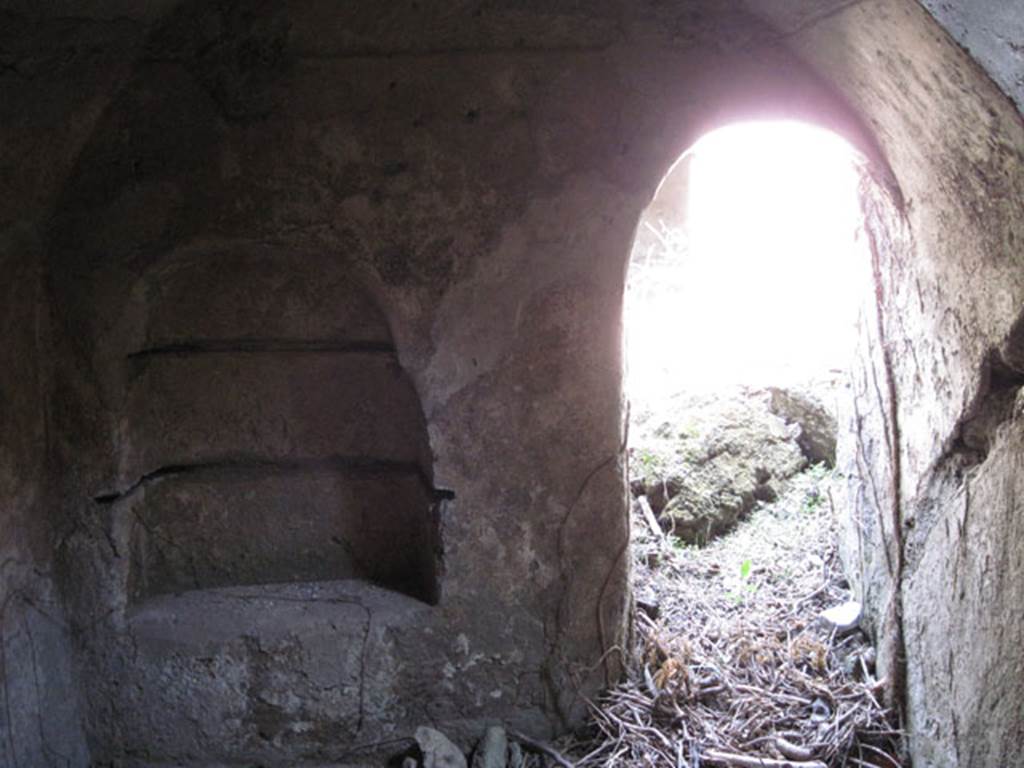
[{"x1": 625, "y1": 120, "x2": 870, "y2": 401}]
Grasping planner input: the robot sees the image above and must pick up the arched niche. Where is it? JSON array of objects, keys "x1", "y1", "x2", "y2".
[
  {"x1": 96, "y1": 245, "x2": 443, "y2": 605},
  {"x1": 51, "y1": 240, "x2": 453, "y2": 761}
]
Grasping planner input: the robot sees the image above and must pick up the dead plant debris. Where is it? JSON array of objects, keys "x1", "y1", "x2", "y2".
[{"x1": 562, "y1": 468, "x2": 904, "y2": 768}]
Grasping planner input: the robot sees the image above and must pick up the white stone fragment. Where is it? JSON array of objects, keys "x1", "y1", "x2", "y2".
[
  {"x1": 819, "y1": 601, "x2": 862, "y2": 632},
  {"x1": 416, "y1": 726, "x2": 468, "y2": 768}
]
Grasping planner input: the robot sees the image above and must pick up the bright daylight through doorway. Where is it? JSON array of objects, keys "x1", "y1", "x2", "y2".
[
  {"x1": 597, "y1": 122, "x2": 903, "y2": 766},
  {"x1": 624, "y1": 120, "x2": 868, "y2": 404}
]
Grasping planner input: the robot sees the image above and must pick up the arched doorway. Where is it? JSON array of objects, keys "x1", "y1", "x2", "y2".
[{"x1": 586, "y1": 120, "x2": 905, "y2": 764}]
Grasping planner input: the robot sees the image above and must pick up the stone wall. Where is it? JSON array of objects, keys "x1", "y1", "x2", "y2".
[
  {"x1": 0, "y1": 13, "x2": 137, "y2": 763},
  {"x1": 778, "y1": 4, "x2": 1024, "y2": 765},
  {"x1": 0, "y1": 226, "x2": 90, "y2": 766},
  {"x1": 31, "y1": 4, "x2": 892, "y2": 763},
  {"x1": 920, "y1": 0, "x2": 1024, "y2": 113},
  {"x1": 0, "y1": 1, "x2": 1022, "y2": 766}
]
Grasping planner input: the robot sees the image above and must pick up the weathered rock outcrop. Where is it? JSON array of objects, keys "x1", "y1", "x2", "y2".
[{"x1": 631, "y1": 390, "x2": 810, "y2": 544}]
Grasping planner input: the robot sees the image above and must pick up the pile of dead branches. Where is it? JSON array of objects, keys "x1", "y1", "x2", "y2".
[
  {"x1": 564, "y1": 471, "x2": 903, "y2": 768},
  {"x1": 572, "y1": 610, "x2": 900, "y2": 768}
]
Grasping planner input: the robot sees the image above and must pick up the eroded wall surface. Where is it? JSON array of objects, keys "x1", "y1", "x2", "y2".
[
  {"x1": 0, "y1": 225, "x2": 90, "y2": 768},
  {"x1": 0, "y1": 13, "x2": 140, "y2": 764},
  {"x1": 0, "y1": 1, "x2": 1022, "y2": 766},
  {"x1": 773, "y1": 3, "x2": 1024, "y2": 766}
]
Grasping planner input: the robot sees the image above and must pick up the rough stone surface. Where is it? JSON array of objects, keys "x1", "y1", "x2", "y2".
[
  {"x1": 0, "y1": 1, "x2": 1021, "y2": 766},
  {"x1": 817, "y1": 6, "x2": 1024, "y2": 764},
  {"x1": 119, "y1": 466, "x2": 440, "y2": 603},
  {"x1": 919, "y1": 0, "x2": 1024, "y2": 112},
  {"x1": 472, "y1": 726, "x2": 509, "y2": 768},
  {"x1": 819, "y1": 601, "x2": 862, "y2": 633},
  {"x1": 631, "y1": 389, "x2": 808, "y2": 544},
  {"x1": 0, "y1": 226, "x2": 91, "y2": 767},
  {"x1": 120, "y1": 352, "x2": 432, "y2": 479},
  {"x1": 133, "y1": 247, "x2": 395, "y2": 348},
  {"x1": 77, "y1": 580, "x2": 437, "y2": 766},
  {"x1": 416, "y1": 726, "x2": 468, "y2": 768},
  {"x1": 767, "y1": 385, "x2": 840, "y2": 466},
  {"x1": 903, "y1": 416, "x2": 1024, "y2": 767}
]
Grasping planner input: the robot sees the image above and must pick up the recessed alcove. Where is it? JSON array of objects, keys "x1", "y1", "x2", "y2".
[
  {"x1": 119, "y1": 461, "x2": 441, "y2": 604},
  {"x1": 51, "y1": 244, "x2": 454, "y2": 761},
  {"x1": 103, "y1": 247, "x2": 443, "y2": 606}
]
